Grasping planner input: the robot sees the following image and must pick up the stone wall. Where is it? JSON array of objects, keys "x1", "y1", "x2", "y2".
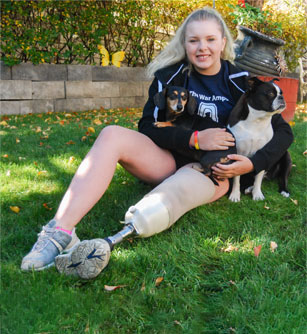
[{"x1": 0, "y1": 62, "x2": 152, "y2": 115}]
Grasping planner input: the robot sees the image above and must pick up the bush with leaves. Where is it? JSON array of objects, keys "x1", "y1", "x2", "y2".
[{"x1": 0, "y1": 0, "x2": 305, "y2": 71}]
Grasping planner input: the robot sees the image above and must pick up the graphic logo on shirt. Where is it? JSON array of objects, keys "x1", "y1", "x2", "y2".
[{"x1": 197, "y1": 102, "x2": 219, "y2": 122}]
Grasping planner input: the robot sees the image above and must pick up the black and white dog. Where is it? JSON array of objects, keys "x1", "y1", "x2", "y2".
[{"x1": 227, "y1": 77, "x2": 292, "y2": 202}]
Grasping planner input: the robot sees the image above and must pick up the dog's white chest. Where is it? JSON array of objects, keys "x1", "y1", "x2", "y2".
[{"x1": 229, "y1": 118, "x2": 273, "y2": 157}]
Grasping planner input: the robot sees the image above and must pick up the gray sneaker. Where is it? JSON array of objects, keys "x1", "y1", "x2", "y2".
[
  {"x1": 21, "y1": 220, "x2": 80, "y2": 271},
  {"x1": 55, "y1": 239, "x2": 111, "y2": 279}
]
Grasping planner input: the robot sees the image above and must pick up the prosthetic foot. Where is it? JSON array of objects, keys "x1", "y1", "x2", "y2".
[{"x1": 56, "y1": 164, "x2": 215, "y2": 279}]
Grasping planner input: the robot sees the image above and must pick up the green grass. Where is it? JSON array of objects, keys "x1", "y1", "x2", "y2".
[{"x1": 1, "y1": 107, "x2": 306, "y2": 334}]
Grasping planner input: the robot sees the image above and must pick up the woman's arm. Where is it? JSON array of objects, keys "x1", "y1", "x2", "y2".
[{"x1": 211, "y1": 114, "x2": 294, "y2": 178}]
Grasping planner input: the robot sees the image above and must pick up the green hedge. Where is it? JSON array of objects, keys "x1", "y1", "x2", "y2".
[{"x1": 1, "y1": 0, "x2": 305, "y2": 71}]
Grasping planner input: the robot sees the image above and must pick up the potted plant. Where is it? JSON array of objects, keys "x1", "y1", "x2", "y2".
[{"x1": 229, "y1": 1, "x2": 299, "y2": 121}]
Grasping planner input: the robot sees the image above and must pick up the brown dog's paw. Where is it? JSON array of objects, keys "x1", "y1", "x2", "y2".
[{"x1": 153, "y1": 121, "x2": 174, "y2": 128}]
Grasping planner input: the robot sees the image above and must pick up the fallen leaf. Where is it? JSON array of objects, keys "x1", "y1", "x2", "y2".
[
  {"x1": 264, "y1": 203, "x2": 270, "y2": 210},
  {"x1": 35, "y1": 126, "x2": 42, "y2": 133},
  {"x1": 16, "y1": 138, "x2": 20, "y2": 143},
  {"x1": 303, "y1": 150, "x2": 307, "y2": 156},
  {"x1": 68, "y1": 156, "x2": 75, "y2": 164},
  {"x1": 81, "y1": 136, "x2": 87, "y2": 142},
  {"x1": 10, "y1": 206, "x2": 20, "y2": 213},
  {"x1": 2, "y1": 154, "x2": 8, "y2": 158},
  {"x1": 141, "y1": 282, "x2": 145, "y2": 291},
  {"x1": 87, "y1": 127, "x2": 95, "y2": 133},
  {"x1": 43, "y1": 203, "x2": 52, "y2": 211},
  {"x1": 270, "y1": 241, "x2": 278, "y2": 252},
  {"x1": 290, "y1": 198, "x2": 298, "y2": 205},
  {"x1": 222, "y1": 245, "x2": 238, "y2": 252},
  {"x1": 0, "y1": 120, "x2": 8, "y2": 126},
  {"x1": 93, "y1": 119, "x2": 102, "y2": 125},
  {"x1": 59, "y1": 120, "x2": 65, "y2": 126},
  {"x1": 104, "y1": 285, "x2": 127, "y2": 291},
  {"x1": 6, "y1": 170, "x2": 11, "y2": 176},
  {"x1": 174, "y1": 320, "x2": 181, "y2": 325},
  {"x1": 254, "y1": 245, "x2": 262, "y2": 257},
  {"x1": 66, "y1": 140, "x2": 75, "y2": 145},
  {"x1": 155, "y1": 277, "x2": 164, "y2": 287},
  {"x1": 37, "y1": 170, "x2": 47, "y2": 176}
]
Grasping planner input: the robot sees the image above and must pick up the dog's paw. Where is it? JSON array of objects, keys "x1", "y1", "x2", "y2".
[
  {"x1": 252, "y1": 190, "x2": 265, "y2": 201},
  {"x1": 280, "y1": 191, "x2": 290, "y2": 198},
  {"x1": 229, "y1": 191, "x2": 241, "y2": 202},
  {"x1": 244, "y1": 186, "x2": 253, "y2": 195}
]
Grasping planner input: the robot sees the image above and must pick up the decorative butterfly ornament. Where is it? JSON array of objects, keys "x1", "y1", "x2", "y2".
[{"x1": 98, "y1": 45, "x2": 125, "y2": 68}]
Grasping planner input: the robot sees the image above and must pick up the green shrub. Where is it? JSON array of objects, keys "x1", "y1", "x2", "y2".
[{"x1": 1, "y1": 0, "x2": 305, "y2": 71}]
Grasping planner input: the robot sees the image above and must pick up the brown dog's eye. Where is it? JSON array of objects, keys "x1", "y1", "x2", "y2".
[
  {"x1": 181, "y1": 95, "x2": 187, "y2": 101},
  {"x1": 169, "y1": 93, "x2": 178, "y2": 100}
]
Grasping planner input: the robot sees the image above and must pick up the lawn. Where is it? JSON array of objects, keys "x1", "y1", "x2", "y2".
[{"x1": 1, "y1": 106, "x2": 306, "y2": 334}]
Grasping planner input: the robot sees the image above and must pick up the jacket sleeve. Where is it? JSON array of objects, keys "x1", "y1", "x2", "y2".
[
  {"x1": 250, "y1": 114, "x2": 294, "y2": 174},
  {"x1": 138, "y1": 78, "x2": 194, "y2": 150}
]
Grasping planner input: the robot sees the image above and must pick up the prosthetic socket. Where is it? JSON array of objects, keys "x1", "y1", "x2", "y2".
[{"x1": 106, "y1": 165, "x2": 215, "y2": 248}]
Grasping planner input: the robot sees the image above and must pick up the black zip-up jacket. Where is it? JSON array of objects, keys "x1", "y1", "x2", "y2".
[{"x1": 138, "y1": 60, "x2": 294, "y2": 174}]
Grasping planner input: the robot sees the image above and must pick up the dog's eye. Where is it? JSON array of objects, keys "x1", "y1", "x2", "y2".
[
  {"x1": 268, "y1": 91, "x2": 275, "y2": 97},
  {"x1": 181, "y1": 96, "x2": 187, "y2": 101},
  {"x1": 169, "y1": 94, "x2": 178, "y2": 100}
]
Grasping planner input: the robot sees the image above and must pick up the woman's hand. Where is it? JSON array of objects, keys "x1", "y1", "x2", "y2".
[
  {"x1": 211, "y1": 154, "x2": 254, "y2": 179},
  {"x1": 190, "y1": 128, "x2": 235, "y2": 151}
]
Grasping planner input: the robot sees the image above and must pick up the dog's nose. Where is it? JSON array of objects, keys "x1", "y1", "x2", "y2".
[{"x1": 177, "y1": 104, "x2": 183, "y2": 111}]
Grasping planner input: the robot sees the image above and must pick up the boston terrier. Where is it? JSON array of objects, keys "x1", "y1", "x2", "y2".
[{"x1": 227, "y1": 77, "x2": 292, "y2": 202}]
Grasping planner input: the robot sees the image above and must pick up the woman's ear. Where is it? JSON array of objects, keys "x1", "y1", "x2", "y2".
[{"x1": 153, "y1": 88, "x2": 167, "y2": 110}]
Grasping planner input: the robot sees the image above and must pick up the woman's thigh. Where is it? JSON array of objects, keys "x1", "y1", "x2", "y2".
[{"x1": 100, "y1": 125, "x2": 177, "y2": 184}]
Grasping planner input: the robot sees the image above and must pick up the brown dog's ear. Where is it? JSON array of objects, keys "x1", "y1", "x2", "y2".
[
  {"x1": 153, "y1": 88, "x2": 167, "y2": 110},
  {"x1": 186, "y1": 93, "x2": 197, "y2": 115},
  {"x1": 227, "y1": 94, "x2": 249, "y2": 127}
]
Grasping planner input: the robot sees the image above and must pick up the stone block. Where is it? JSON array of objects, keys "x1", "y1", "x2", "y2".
[
  {"x1": 68, "y1": 65, "x2": 92, "y2": 81},
  {"x1": 54, "y1": 98, "x2": 111, "y2": 112},
  {"x1": 32, "y1": 100, "x2": 54, "y2": 113},
  {"x1": 143, "y1": 81, "x2": 152, "y2": 97},
  {"x1": 12, "y1": 63, "x2": 67, "y2": 81},
  {"x1": 0, "y1": 101, "x2": 21, "y2": 115},
  {"x1": 111, "y1": 97, "x2": 138, "y2": 109},
  {"x1": 135, "y1": 96, "x2": 148, "y2": 108},
  {"x1": 66, "y1": 81, "x2": 119, "y2": 98},
  {"x1": 0, "y1": 100, "x2": 35, "y2": 115},
  {"x1": 92, "y1": 66, "x2": 147, "y2": 82},
  {"x1": 0, "y1": 61, "x2": 12, "y2": 80},
  {"x1": 0, "y1": 80, "x2": 32, "y2": 100},
  {"x1": 32, "y1": 81, "x2": 65, "y2": 99},
  {"x1": 119, "y1": 82, "x2": 143, "y2": 97}
]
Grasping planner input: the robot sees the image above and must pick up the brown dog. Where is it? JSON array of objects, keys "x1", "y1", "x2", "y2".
[{"x1": 153, "y1": 86, "x2": 236, "y2": 180}]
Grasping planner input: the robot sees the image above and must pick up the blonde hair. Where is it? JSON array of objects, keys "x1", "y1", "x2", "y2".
[{"x1": 146, "y1": 7, "x2": 235, "y2": 78}]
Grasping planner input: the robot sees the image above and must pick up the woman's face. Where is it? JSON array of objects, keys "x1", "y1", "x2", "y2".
[{"x1": 185, "y1": 19, "x2": 226, "y2": 75}]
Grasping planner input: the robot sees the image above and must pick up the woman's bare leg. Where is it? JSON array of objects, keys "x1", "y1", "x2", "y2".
[{"x1": 54, "y1": 125, "x2": 176, "y2": 230}]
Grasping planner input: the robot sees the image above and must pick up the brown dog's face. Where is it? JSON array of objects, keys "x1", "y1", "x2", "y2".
[{"x1": 166, "y1": 87, "x2": 188, "y2": 114}]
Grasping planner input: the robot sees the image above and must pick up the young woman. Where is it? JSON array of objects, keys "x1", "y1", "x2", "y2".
[{"x1": 21, "y1": 7, "x2": 293, "y2": 278}]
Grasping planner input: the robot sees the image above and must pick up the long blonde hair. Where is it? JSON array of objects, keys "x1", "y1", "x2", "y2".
[{"x1": 146, "y1": 7, "x2": 235, "y2": 78}]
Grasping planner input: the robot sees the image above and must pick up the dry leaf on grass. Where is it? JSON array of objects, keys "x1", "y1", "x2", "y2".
[
  {"x1": 155, "y1": 277, "x2": 164, "y2": 287},
  {"x1": 290, "y1": 198, "x2": 298, "y2": 205},
  {"x1": 10, "y1": 206, "x2": 20, "y2": 213},
  {"x1": 270, "y1": 241, "x2": 278, "y2": 252},
  {"x1": 87, "y1": 127, "x2": 95, "y2": 133},
  {"x1": 222, "y1": 245, "x2": 238, "y2": 252},
  {"x1": 254, "y1": 245, "x2": 262, "y2": 257},
  {"x1": 104, "y1": 285, "x2": 127, "y2": 291},
  {"x1": 93, "y1": 119, "x2": 102, "y2": 125}
]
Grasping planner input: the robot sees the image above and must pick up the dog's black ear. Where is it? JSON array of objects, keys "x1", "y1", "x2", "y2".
[
  {"x1": 153, "y1": 88, "x2": 167, "y2": 110},
  {"x1": 247, "y1": 77, "x2": 263, "y2": 91},
  {"x1": 186, "y1": 93, "x2": 197, "y2": 115},
  {"x1": 270, "y1": 78, "x2": 279, "y2": 83},
  {"x1": 227, "y1": 94, "x2": 249, "y2": 127}
]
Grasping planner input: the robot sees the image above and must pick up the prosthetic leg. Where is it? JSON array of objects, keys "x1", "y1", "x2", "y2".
[{"x1": 56, "y1": 164, "x2": 216, "y2": 279}]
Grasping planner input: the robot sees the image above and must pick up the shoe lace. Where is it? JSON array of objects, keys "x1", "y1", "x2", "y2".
[{"x1": 33, "y1": 225, "x2": 55, "y2": 251}]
